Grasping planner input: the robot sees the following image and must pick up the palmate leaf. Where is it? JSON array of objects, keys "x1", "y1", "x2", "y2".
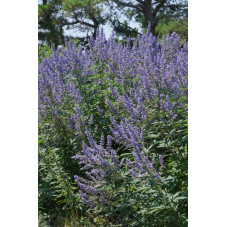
[
  {"x1": 135, "y1": 186, "x2": 150, "y2": 193},
  {"x1": 147, "y1": 206, "x2": 172, "y2": 215},
  {"x1": 173, "y1": 196, "x2": 187, "y2": 202},
  {"x1": 119, "y1": 152, "x2": 132, "y2": 158},
  {"x1": 147, "y1": 133, "x2": 160, "y2": 139}
]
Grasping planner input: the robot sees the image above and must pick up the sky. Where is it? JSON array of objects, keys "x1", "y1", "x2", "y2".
[{"x1": 64, "y1": 19, "x2": 141, "y2": 40}]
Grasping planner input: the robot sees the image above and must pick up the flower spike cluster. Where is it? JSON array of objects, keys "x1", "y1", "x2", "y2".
[{"x1": 39, "y1": 27, "x2": 187, "y2": 208}]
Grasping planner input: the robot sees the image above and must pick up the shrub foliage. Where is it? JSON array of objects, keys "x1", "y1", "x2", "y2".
[{"x1": 39, "y1": 27, "x2": 188, "y2": 226}]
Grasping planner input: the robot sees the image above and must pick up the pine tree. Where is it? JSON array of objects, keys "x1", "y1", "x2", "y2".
[
  {"x1": 110, "y1": 0, "x2": 187, "y2": 37},
  {"x1": 38, "y1": 0, "x2": 108, "y2": 47}
]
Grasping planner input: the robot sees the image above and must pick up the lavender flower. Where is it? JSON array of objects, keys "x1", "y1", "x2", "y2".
[{"x1": 39, "y1": 28, "x2": 187, "y2": 208}]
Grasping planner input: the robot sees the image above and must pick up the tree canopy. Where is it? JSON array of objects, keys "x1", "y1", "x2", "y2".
[{"x1": 38, "y1": 0, "x2": 188, "y2": 47}]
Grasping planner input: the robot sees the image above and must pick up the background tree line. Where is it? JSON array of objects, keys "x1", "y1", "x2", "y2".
[{"x1": 38, "y1": 0, "x2": 188, "y2": 48}]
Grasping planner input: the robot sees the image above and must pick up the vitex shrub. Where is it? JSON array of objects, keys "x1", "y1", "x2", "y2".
[{"x1": 39, "y1": 26, "x2": 188, "y2": 226}]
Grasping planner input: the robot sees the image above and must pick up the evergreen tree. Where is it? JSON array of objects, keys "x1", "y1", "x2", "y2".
[
  {"x1": 38, "y1": 0, "x2": 188, "y2": 47},
  {"x1": 110, "y1": 0, "x2": 188, "y2": 37},
  {"x1": 38, "y1": 0, "x2": 108, "y2": 47},
  {"x1": 39, "y1": 0, "x2": 67, "y2": 47}
]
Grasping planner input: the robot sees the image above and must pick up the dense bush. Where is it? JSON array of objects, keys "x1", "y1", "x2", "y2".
[
  {"x1": 39, "y1": 27, "x2": 188, "y2": 226},
  {"x1": 38, "y1": 44, "x2": 53, "y2": 64},
  {"x1": 156, "y1": 18, "x2": 188, "y2": 44}
]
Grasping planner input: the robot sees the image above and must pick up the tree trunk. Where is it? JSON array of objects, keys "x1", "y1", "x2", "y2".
[
  {"x1": 91, "y1": 16, "x2": 99, "y2": 40},
  {"x1": 143, "y1": 0, "x2": 156, "y2": 35}
]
